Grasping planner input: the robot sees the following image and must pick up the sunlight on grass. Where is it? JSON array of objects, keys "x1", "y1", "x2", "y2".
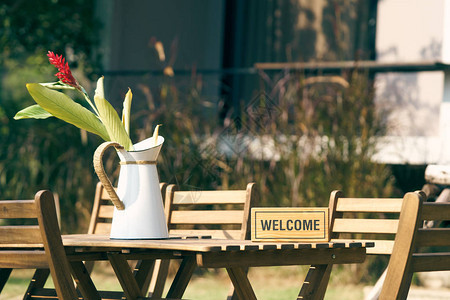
[
  {"x1": 1, "y1": 265, "x2": 365, "y2": 300},
  {"x1": 176, "y1": 266, "x2": 364, "y2": 300},
  {"x1": 0, "y1": 270, "x2": 35, "y2": 300}
]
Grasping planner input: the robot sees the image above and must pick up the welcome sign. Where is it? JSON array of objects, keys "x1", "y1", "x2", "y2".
[{"x1": 251, "y1": 208, "x2": 329, "y2": 242}]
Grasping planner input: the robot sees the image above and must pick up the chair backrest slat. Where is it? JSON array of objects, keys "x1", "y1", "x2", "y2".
[
  {"x1": 98, "y1": 204, "x2": 114, "y2": 219},
  {"x1": 0, "y1": 226, "x2": 42, "y2": 245},
  {"x1": 92, "y1": 222, "x2": 113, "y2": 235},
  {"x1": 328, "y1": 191, "x2": 405, "y2": 255},
  {"x1": 170, "y1": 210, "x2": 245, "y2": 225},
  {"x1": 165, "y1": 183, "x2": 256, "y2": 240},
  {"x1": 0, "y1": 200, "x2": 38, "y2": 219},
  {"x1": 422, "y1": 202, "x2": 450, "y2": 220},
  {"x1": 0, "y1": 200, "x2": 42, "y2": 246},
  {"x1": 333, "y1": 218, "x2": 399, "y2": 234},
  {"x1": 172, "y1": 191, "x2": 247, "y2": 205},
  {"x1": 415, "y1": 228, "x2": 450, "y2": 247},
  {"x1": 335, "y1": 198, "x2": 403, "y2": 213},
  {"x1": 411, "y1": 253, "x2": 450, "y2": 272}
]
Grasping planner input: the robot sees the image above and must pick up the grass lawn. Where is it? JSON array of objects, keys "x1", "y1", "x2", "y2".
[{"x1": 0, "y1": 265, "x2": 365, "y2": 300}]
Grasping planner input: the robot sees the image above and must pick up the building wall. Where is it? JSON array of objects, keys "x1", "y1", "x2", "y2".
[
  {"x1": 108, "y1": 0, "x2": 224, "y2": 71},
  {"x1": 373, "y1": 0, "x2": 450, "y2": 164},
  {"x1": 375, "y1": 0, "x2": 445, "y2": 137},
  {"x1": 95, "y1": 0, "x2": 450, "y2": 164},
  {"x1": 97, "y1": 0, "x2": 225, "y2": 107}
]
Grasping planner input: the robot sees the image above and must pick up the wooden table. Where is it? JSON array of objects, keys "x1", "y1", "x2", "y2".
[{"x1": 61, "y1": 234, "x2": 373, "y2": 300}]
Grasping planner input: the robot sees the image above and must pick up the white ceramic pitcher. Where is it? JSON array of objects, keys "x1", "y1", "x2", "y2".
[{"x1": 93, "y1": 136, "x2": 169, "y2": 239}]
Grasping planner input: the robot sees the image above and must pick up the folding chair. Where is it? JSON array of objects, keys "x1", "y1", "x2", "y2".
[
  {"x1": 380, "y1": 191, "x2": 450, "y2": 299},
  {"x1": 298, "y1": 190, "x2": 423, "y2": 299},
  {"x1": 0, "y1": 190, "x2": 80, "y2": 299}
]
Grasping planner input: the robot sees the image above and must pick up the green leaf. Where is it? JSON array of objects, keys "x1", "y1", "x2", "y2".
[
  {"x1": 40, "y1": 81, "x2": 76, "y2": 90},
  {"x1": 152, "y1": 124, "x2": 162, "y2": 146},
  {"x1": 94, "y1": 78, "x2": 133, "y2": 150},
  {"x1": 14, "y1": 104, "x2": 53, "y2": 120},
  {"x1": 26, "y1": 83, "x2": 110, "y2": 141},
  {"x1": 122, "y1": 88, "x2": 132, "y2": 135}
]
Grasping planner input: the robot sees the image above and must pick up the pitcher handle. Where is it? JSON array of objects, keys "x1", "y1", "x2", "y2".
[{"x1": 93, "y1": 141, "x2": 125, "y2": 210}]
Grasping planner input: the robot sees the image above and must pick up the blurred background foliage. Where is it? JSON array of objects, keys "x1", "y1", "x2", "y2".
[
  {"x1": 0, "y1": 0, "x2": 103, "y2": 228},
  {"x1": 1, "y1": 0, "x2": 398, "y2": 284}
]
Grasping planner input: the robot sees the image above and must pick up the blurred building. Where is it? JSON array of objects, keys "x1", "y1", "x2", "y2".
[{"x1": 96, "y1": 0, "x2": 450, "y2": 168}]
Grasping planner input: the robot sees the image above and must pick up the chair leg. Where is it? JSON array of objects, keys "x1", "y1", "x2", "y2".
[
  {"x1": 148, "y1": 259, "x2": 170, "y2": 298},
  {"x1": 226, "y1": 267, "x2": 257, "y2": 300},
  {"x1": 108, "y1": 253, "x2": 143, "y2": 299},
  {"x1": 133, "y1": 259, "x2": 156, "y2": 294},
  {"x1": 166, "y1": 256, "x2": 197, "y2": 299},
  {"x1": 70, "y1": 261, "x2": 101, "y2": 300},
  {"x1": 23, "y1": 269, "x2": 49, "y2": 299},
  {"x1": 0, "y1": 268, "x2": 12, "y2": 293},
  {"x1": 298, "y1": 264, "x2": 332, "y2": 300},
  {"x1": 84, "y1": 260, "x2": 95, "y2": 274},
  {"x1": 227, "y1": 267, "x2": 249, "y2": 300}
]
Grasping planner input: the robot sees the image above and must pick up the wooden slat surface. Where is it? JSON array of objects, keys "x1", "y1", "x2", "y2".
[
  {"x1": 0, "y1": 226, "x2": 42, "y2": 244},
  {"x1": 0, "y1": 200, "x2": 37, "y2": 219},
  {"x1": 331, "y1": 239, "x2": 394, "y2": 255},
  {"x1": 172, "y1": 191, "x2": 247, "y2": 205},
  {"x1": 170, "y1": 210, "x2": 244, "y2": 224},
  {"x1": 0, "y1": 251, "x2": 48, "y2": 268},
  {"x1": 62, "y1": 235, "x2": 232, "y2": 252},
  {"x1": 98, "y1": 205, "x2": 114, "y2": 219},
  {"x1": 62, "y1": 234, "x2": 373, "y2": 253},
  {"x1": 197, "y1": 247, "x2": 367, "y2": 268},
  {"x1": 333, "y1": 218, "x2": 399, "y2": 234},
  {"x1": 93, "y1": 222, "x2": 112, "y2": 235},
  {"x1": 169, "y1": 229, "x2": 243, "y2": 240},
  {"x1": 327, "y1": 240, "x2": 375, "y2": 248},
  {"x1": 335, "y1": 198, "x2": 403, "y2": 213},
  {"x1": 411, "y1": 253, "x2": 450, "y2": 272},
  {"x1": 422, "y1": 203, "x2": 450, "y2": 220},
  {"x1": 415, "y1": 229, "x2": 450, "y2": 247},
  {"x1": 101, "y1": 188, "x2": 116, "y2": 200}
]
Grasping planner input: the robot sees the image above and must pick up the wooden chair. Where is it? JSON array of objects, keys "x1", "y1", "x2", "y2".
[
  {"x1": 379, "y1": 191, "x2": 450, "y2": 299},
  {"x1": 163, "y1": 183, "x2": 256, "y2": 299},
  {"x1": 0, "y1": 190, "x2": 79, "y2": 299},
  {"x1": 24, "y1": 182, "x2": 169, "y2": 299},
  {"x1": 87, "y1": 181, "x2": 169, "y2": 298},
  {"x1": 298, "y1": 190, "x2": 423, "y2": 300}
]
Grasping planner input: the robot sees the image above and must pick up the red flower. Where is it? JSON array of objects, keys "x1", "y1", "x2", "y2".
[{"x1": 47, "y1": 51, "x2": 79, "y2": 89}]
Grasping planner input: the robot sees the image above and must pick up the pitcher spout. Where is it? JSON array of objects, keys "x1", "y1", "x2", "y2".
[{"x1": 117, "y1": 136, "x2": 164, "y2": 162}]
